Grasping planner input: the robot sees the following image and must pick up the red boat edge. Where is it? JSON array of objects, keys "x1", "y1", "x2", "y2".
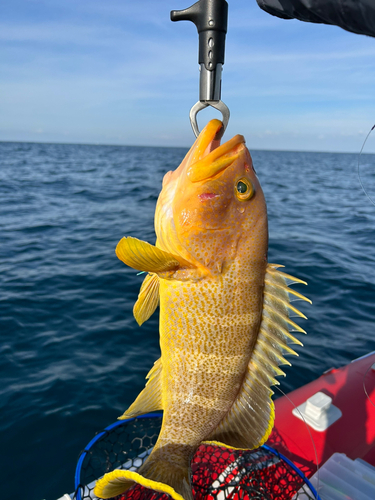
[
  {"x1": 58, "y1": 351, "x2": 375, "y2": 500},
  {"x1": 267, "y1": 350, "x2": 375, "y2": 478}
]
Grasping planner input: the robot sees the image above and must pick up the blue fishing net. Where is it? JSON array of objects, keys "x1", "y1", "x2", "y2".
[{"x1": 74, "y1": 414, "x2": 319, "y2": 500}]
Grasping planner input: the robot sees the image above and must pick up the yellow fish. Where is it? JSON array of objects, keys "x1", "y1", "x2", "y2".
[{"x1": 95, "y1": 119, "x2": 310, "y2": 500}]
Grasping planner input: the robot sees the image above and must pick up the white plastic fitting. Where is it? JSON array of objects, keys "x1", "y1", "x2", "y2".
[{"x1": 292, "y1": 391, "x2": 342, "y2": 432}]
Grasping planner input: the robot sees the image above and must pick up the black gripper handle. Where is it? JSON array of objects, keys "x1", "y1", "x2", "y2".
[{"x1": 171, "y1": 0, "x2": 228, "y2": 71}]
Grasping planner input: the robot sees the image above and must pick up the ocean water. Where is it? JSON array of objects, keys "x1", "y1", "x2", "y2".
[{"x1": 1, "y1": 140, "x2": 374, "y2": 500}]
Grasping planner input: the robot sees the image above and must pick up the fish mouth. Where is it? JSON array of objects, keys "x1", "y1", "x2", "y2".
[{"x1": 187, "y1": 119, "x2": 246, "y2": 183}]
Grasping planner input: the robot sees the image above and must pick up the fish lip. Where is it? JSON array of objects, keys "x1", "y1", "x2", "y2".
[
  {"x1": 187, "y1": 137, "x2": 246, "y2": 183},
  {"x1": 203, "y1": 134, "x2": 246, "y2": 163}
]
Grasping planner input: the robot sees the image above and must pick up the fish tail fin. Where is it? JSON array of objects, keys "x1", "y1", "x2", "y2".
[
  {"x1": 94, "y1": 447, "x2": 192, "y2": 500},
  {"x1": 140, "y1": 456, "x2": 193, "y2": 500}
]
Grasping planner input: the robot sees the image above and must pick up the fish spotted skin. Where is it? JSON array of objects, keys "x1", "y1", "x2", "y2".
[
  {"x1": 94, "y1": 119, "x2": 309, "y2": 500},
  {"x1": 154, "y1": 138, "x2": 267, "y2": 478}
]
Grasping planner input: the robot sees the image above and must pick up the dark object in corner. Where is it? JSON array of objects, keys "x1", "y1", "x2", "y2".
[{"x1": 256, "y1": 0, "x2": 375, "y2": 38}]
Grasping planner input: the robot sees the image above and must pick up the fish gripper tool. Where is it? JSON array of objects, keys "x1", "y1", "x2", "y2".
[{"x1": 171, "y1": 0, "x2": 230, "y2": 137}]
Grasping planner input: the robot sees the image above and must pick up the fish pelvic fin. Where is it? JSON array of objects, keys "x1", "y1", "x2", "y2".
[
  {"x1": 116, "y1": 236, "x2": 181, "y2": 274},
  {"x1": 94, "y1": 447, "x2": 192, "y2": 500},
  {"x1": 119, "y1": 358, "x2": 163, "y2": 419},
  {"x1": 133, "y1": 273, "x2": 160, "y2": 326},
  {"x1": 207, "y1": 264, "x2": 309, "y2": 450}
]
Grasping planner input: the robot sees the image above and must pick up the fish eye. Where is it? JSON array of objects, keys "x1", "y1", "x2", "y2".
[{"x1": 235, "y1": 178, "x2": 254, "y2": 201}]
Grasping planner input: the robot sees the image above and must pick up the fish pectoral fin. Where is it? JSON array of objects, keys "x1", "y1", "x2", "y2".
[
  {"x1": 207, "y1": 264, "x2": 308, "y2": 450},
  {"x1": 119, "y1": 358, "x2": 163, "y2": 418},
  {"x1": 116, "y1": 236, "x2": 181, "y2": 274},
  {"x1": 133, "y1": 273, "x2": 160, "y2": 326}
]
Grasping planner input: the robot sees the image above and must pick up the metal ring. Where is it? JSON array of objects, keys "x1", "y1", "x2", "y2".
[{"x1": 189, "y1": 100, "x2": 230, "y2": 138}]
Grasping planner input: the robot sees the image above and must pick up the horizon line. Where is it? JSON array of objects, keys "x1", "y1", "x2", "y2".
[{"x1": 0, "y1": 138, "x2": 374, "y2": 156}]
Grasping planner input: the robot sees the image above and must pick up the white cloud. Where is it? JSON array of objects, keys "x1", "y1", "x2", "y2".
[{"x1": 1, "y1": 0, "x2": 375, "y2": 151}]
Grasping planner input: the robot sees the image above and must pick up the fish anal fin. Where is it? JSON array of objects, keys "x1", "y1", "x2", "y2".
[
  {"x1": 116, "y1": 236, "x2": 181, "y2": 274},
  {"x1": 119, "y1": 358, "x2": 163, "y2": 419},
  {"x1": 133, "y1": 273, "x2": 160, "y2": 326}
]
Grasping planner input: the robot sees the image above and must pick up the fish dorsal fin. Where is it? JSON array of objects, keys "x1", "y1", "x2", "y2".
[
  {"x1": 133, "y1": 273, "x2": 160, "y2": 326},
  {"x1": 205, "y1": 264, "x2": 309, "y2": 450},
  {"x1": 119, "y1": 358, "x2": 163, "y2": 419},
  {"x1": 116, "y1": 236, "x2": 180, "y2": 274}
]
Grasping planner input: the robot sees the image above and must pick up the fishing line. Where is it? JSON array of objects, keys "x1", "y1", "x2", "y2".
[
  {"x1": 274, "y1": 384, "x2": 320, "y2": 498},
  {"x1": 357, "y1": 124, "x2": 375, "y2": 206},
  {"x1": 362, "y1": 362, "x2": 375, "y2": 409},
  {"x1": 355, "y1": 127, "x2": 375, "y2": 408}
]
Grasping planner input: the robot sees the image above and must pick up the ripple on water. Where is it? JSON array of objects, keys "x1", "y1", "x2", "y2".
[{"x1": 0, "y1": 142, "x2": 374, "y2": 500}]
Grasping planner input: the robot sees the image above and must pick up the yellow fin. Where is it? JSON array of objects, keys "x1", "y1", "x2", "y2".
[
  {"x1": 94, "y1": 469, "x2": 186, "y2": 500},
  {"x1": 95, "y1": 448, "x2": 192, "y2": 500},
  {"x1": 264, "y1": 304, "x2": 307, "y2": 333},
  {"x1": 261, "y1": 264, "x2": 308, "y2": 351},
  {"x1": 133, "y1": 273, "x2": 160, "y2": 326},
  {"x1": 260, "y1": 325, "x2": 301, "y2": 353},
  {"x1": 206, "y1": 362, "x2": 275, "y2": 449},
  {"x1": 266, "y1": 266, "x2": 308, "y2": 285},
  {"x1": 253, "y1": 349, "x2": 287, "y2": 375},
  {"x1": 257, "y1": 337, "x2": 295, "y2": 365},
  {"x1": 116, "y1": 236, "x2": 180, "y2": 273},
  {"x1": 265, "y1": 277, "x2": 312, "y2": 304},
  {"x1": 206, "y1": 264, "x2": 309, "y2": 451},
  {"x1": 119, "y1": 358, "x2": 163, "y2": 419},
  {"x1": 264, "y1": 290, "x2": 307, "y2": 319},
  {"x1": 202, "y1": 440, "x2": 250, "y2": 451},
  {"x1": 263, "y1": 317, "x2": 303, "y2": 345}
]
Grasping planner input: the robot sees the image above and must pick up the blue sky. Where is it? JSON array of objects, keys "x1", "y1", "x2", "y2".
[{"x1": 1, "y1": 0, "x2": 375, "y2": 152}]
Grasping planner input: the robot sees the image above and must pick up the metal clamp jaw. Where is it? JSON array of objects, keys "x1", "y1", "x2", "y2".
[{"x1": 171, "y1": 0, "x2": 229, "y2": 137}]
